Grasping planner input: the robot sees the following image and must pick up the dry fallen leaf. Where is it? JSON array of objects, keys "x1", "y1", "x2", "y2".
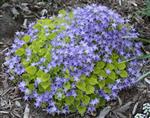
[
  {"x1": 23, "y1": 104, "x2": 30, "y2": 118},
  {"x1": 97, "y1": 106, "x2": 111, "y2": 118},
  {"x1": 115, "y1": 102, "x2": 133, "y2": 112}
]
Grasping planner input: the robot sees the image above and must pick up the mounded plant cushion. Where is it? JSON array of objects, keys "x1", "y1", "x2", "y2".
[{"x1": 4, "y1": 4, "x2": 143, "y2": 115}]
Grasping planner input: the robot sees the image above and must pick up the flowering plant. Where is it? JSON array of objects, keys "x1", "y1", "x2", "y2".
[{"x1": 4, "y1": 4, "x2": 143, "y2": 115}]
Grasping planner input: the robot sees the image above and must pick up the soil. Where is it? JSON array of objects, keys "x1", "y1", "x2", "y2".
[{"x1": 0, "y1": 0, "x2": 150, "y2": 118}]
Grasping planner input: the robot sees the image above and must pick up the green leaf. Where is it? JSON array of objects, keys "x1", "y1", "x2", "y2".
[
  {"x1": 15, "y1": 48, "x2": 25, "y2": 56},
  {"x1": 22, "y1": 73, "x2": 34, "y2": 83},
  {"x1": 51, "y1": 66, "x2": 60, "y2": 75},
  {"x1": 36, "y1": 70, "x2": 44, "y2": 77},
  {"x1": 87, "y1": 75, "x2": 98, "y2": 85},
  {"x1": 38, "y1": 48, "x2": 47, "y2": 56},
  {"x1": 48, "y1": 32, "x2": 57, "y2": 40},
  {"x1": 64, "y1": 69, "x2": 70, "y2": 78},
  {"x1": 22, "y1": 73, "x2": 29, "y2": 80},
  {"x1": 77, "y1": 106, "x2": 86, "y2": 115},
  {"x1": 74, "y1": 99, "x2": 80, "y2": 107},
  {"x1": 28, "y1": 83, "x2": 34, "y2": 90},
  {"x1": 80, "y1": 75, "x2": 86, "y2": 80},
  {"x1": 105, "y1": 78, "x2": 115, "y2": 84},
  {"x1": 98, "y1": 70, "x2": 107, "y2": 78},
  {"x1": 111, "y1": 53, "x2": 119, "y2": 60},
  {"x1": 41, "y1": 73, "x2": 50, "y2": 82},
  {"x1": 70, "y1": 77, "x2": 74, "y2": 82},
  {"x1": 44, "y1": 52, "x2": 51, "y2": 62},
  {"x1": 81, "y1": 96, "x2": 90, "y2": 105},
  {"x1": 59, "y1": 9, "x2": 66, "y2": 16},
  {"x1": 39, "y1": 81, "x2": 50, "y2": 91},
  {"x1": 103, "y1": 87, "x2": 111, "y2": 94},
  {"x1": 30, "y1": 53, "x2": 39, "y2": 62},
  {"x1": 65, "y1": 96, "x2": 74, "y2": 105},
  {"x1": 22, "y1": 59, "x2": 30, "y2": 67},
  {"x1": 120, "y1": 70, "x2": 128, "y2": 78},
  {"x1": 106, "y1": 63, "x2": 115, "y2": 70},
  {"x1": 26, "y1": 66, "x2": 37, "y2": 75},
  {"x1": 64, "y1": 82, "x2": 71, "y2": 91},
  {"x1": 31, "y1": 43, "x2": 40, "y2": 54},
  {"x1": 64, "y1": 37, "x2": 70, "y2": 43},
  {"x1": 108, "y1": 71, "x2": 117, "y2": 80},
  {"x1": 86, "y1": 85, "x2": 94, "y2": 94},
  {"x1": 93, "y1": 66, "x2": 101, "y2": 75},
  {"x1": 70, "y1": 66, "x2": 74, "y2": 71},
  {"x1": 117, "y1": 24, "x2": 123, "y2": 31},
  {"x1": 49, "y1": 23, "x2": 55, "y2": 30},
  {"x1": 96, "y1": 61, "x2": 105, "y2": 69},
  {"x1": 41, "y1": 102, "x2": 48, "y2": 109},
  {"x1": 97, "y1": 98, "x2": 106, "y2": 107},
  {"x1": 117, "y1": 62, "x2": 126, "y2": 70},
  {"x1": 69, "y1": 11, "x2": 74, "y2": 19},
  {"x1": 69, "y1": 105, "x2": 76, "y2": 112},
  {"x1": 76, "y1": 81, "x2": 86, "y2": 91},
  {"x1": 98, "y1": 80, "x2": 105, "y2": 89},
  {"x1": 22, "y1": 35, "x2": 30, "y2": 42},
  {"x1": 36, "y1": 70, "x2": 50, "y2": 82},
  {"x1": 76, "y1": 90, "x2": 83, "y2": 99},
  {"x1": 66, "y1": 69, "x2": 69, "y2": 75},
  {"x1": 33, "y1": 22, "x2": 42, "y2": 30}
]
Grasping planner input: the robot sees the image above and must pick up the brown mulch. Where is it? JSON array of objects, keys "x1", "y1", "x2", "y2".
[{"x1": 0, "y1": 0, "x2": 150, "y2": 118}]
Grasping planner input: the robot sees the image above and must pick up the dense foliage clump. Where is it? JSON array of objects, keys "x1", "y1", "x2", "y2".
[{"x1": 4, "y1": 4, "x2": 143, "y2": 115}]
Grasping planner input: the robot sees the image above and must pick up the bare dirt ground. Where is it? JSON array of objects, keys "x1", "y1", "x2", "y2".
[{"x1": 0, "y1": 0, "x2": 150, "y2": 118}]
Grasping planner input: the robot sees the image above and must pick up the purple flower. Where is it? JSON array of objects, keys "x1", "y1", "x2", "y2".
[
  {"x1": 26, "y1": 48, "x2": 31, "y2": 56},
  {"x1": 36, "y1": 96, "x2": 43, "y2": 102},
  {"x1": 18, "y1": 81, "x2": 26, "y2": 92},
  {"x1": 34, "y1": 78, "x2": 41, "y2": 87},
  {"x1": 106, "y1": 69, "x2": 111, "y2": 74},
  {"x1": 9, "y1": 76, "x2": 14, "y2": 80},
  {"x1": 74, "y1": 76, "x2": 80, "y2": 82},
  {"x1": 40, "y1": 57, "x2": 46, "y2": 63},
  {"x1": 104, "y1": 94, "x2": 111, "y2": 101},
  {"x1": 34, "y1": 101, "x2": 40, "y2": 108},
  {"x1": 47, "y1": 105, "x2": 57, "y2": 114},
  {"x1": 31, "y1": 63, "x2": 37, "y2": 66},
  {"x1": 88, "y1": 106, "x2": 96, "y2": 113},
  {"x1": 24, "y1": 95, "x2": 29, "y2": 101},
  {"x1": 62, "y1": 106, "x2": 69, "y2": 114},
  {"x1": 90, "y1": 98, "x2": 99, "y2": 106}
]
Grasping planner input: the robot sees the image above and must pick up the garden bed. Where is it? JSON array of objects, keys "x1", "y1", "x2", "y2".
[{"x1": 0, "y1": 0, "x2": 150, "y2": 118}]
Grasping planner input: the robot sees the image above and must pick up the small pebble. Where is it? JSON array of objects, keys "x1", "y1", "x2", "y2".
[{"x1": 15, "y1": 101, "x2": 21, "y2": 107}]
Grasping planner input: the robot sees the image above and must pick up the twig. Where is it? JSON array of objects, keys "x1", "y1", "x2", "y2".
[
  {"x1": 134, "y1": 38, "x2": 150, "y2": 44},
  {"x1": 1, "y1": 87, "x2": 14, "y2": 96},
  {"x1": 136, "y1": 71, "x2": 150, "y2": 83},
  {"x1": 12, "y1": 97, "x2": 22, "y2": 102},
  {"x1": 132, "y1": 102, "x2": 139, "y2": 115},
  {"x1": 0, "y1": 111, "x2": 9, "y2": 114},
  {"x1": 0, "y1": 47, "x2": 8, "y2": 54},
  {"x1": 0, "y1": 42, "x2": 3, "y2": 45},
  {"x1": 117, "y1": 96, "x2": 122, "y2": 106},
  {"x1": 120, "y1": 54, "x2": 150, "y2": 63}
]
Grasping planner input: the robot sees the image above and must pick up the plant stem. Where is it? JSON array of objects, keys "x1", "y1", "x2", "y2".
[{"x1": 136, "y1": 71, "x2": 150, "y2": 82}]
